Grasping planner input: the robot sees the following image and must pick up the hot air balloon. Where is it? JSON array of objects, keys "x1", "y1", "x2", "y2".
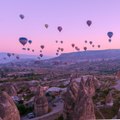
[
  {"x1": 98, "y1": 45, "x2": 101, "y2": 48},
  {"x1": 27, "y1": 48, "x2": 30, "y2": 51},
  {"x1": 86, "y1": 20, "x2": 92, "y2": 26},
  {"x1": 107, "y1": 32, "x2": 113, "y2": 38},
  {"x1": 7, "y1": 53, "x2": 11, "y2": 57},
  {"x1": 75, "y1": 46, "x2": 78, "y2": 50},
  {"x1": 28, "y1": 40, "x2": 32, "y2": 44},
  {"x1": 22, "y1": 48, "x2": 26, "y2": 50},
  {"x1": 57, "y1": 50, "x2": 59, "y2": 52},
  {"x1": 12, "y1": 53, "x2": 15, "y2": 56},
  {"x1": 56, "y1": 40, "x2": 58, "y2": 43},
  {"x1": 85, "y1": 40, "x2": 87, "y2": 43},
  {"x1": 45, "y1": 24, "x2": 48, "y2": 28},
  {"x1": 58, "y1": 26, "x2": 62, "y2": 32},
  {"x1": 19, "y1": 14, "x2": 24, "y2": 19},
  {"x1": 71, "y1": 44, "x2": 75, "y2": 48},
  {"x1": 56, "y1": 53, "x2": 59, "y2": 56},
  {"x1": 40, "y1": 54, "x2": 43, "y2": 57},
  {"x1": 16, "y1": 56, "x2": 19, "y2": 59},
  {"x1": 32, "y1": 49, "x2": 34, "y2": 52},
  {"x1": 109, "y1": 39, "x2": 112, "y2": 42},
  {"x1": 58, "y1": 47, "x2": 61, "y2": 50},
  {"x1": 84, "y1": 47, "x2": 87, "y2": 51},
  {"x1": 107, "y1": 32, "x2": 113, "y2": 42},
  {"x1": 89, "y1": 41, "x2": 93, "y2": 45},
  {"x1": 60, "y1": 41, "x2": 63, "y2": 44},
  {"x1": 40, "y1": 45, "x2": 44, "y2": 49},
  {"x1": 61, "y1": 48, "x2": 64, "y2": 52},
  {"x1": 19, "y1": 37, "x2": 28, "y2": 46},
  {"x1": 40, "y1": 50, "x2": 42, "y2": 53},
  {"x1": 92, "y1": 45, "x2": 95, "y2": 47}
]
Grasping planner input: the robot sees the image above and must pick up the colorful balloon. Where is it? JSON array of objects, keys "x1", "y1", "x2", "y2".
[
  {"x1": 22, "y1": 48, "x2": 26, "y2": 50},
  {"x1": 89, "y1": 41, "x2": 93, "y2": 45},
  {"x1": 98, "y1": 45, "x2": 101, "y2": 48},
  {"x1": 28, "y1": 40, "x2": 32, "y2": 44},
  {"x1": 19, "y1": 37, "x2": 28, "y2": 46},
  {"x1": 107, "y1": 32, "x2": 113, "y2": 38},
  {"x1": 40, "y1": 45, "x2": 44, "y2": 49},
  {"x1": 71, "y1": 44, "x2": 75, "y2": 48},
  {"x1": 84, "y1": 47, "x2": 87, "y2": 51},
  {"x1": 27, "y1": 48, "x2": 30, "y2": 51},
  {"x1": 7, "y1": 53, "x2": 11, "y2": 57},
  {"x1": 60, "y1": 41, "x2": 63, "y2": 44},
  {"x1": 85, "y1": 40, "x2": 87, "y2": 43},
  {"x1": 40, "y1": 54, "x2": 43, "y2": 57}
]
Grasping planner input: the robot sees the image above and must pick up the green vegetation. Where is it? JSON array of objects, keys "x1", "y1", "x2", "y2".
[
  {"x1": 55, "y1": 115, "x2": 64, "y2": 120},
  {"x1": 16, "y1": 103, "x2": 33, "y2": 115}
]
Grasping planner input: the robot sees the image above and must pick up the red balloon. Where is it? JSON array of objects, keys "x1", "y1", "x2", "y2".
[
  {"x1": 40, "y1": 45, "x2": 44, "y2": 49},
  {"x1": 84, "y1": 47, "x2": 87, "y2": 51}
]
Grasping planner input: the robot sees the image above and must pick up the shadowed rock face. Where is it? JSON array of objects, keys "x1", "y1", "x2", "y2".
[
  {"x1": 0, "y1": 91, "x2": 20, "y2": 120},
  {"x1": 0, "y1": 84, "x2": 17, "y2": 97},
  {"x1": 62, "y1": 80, "x2": 79, "y2": 120},
  {"x1": 63, "y1": 77, "x2": 96, "y2": 120},
  {"x1": 73, "y1": 80, "x2": 96, "y2": 120},
  {"x1": 34, "y1": 86, "x2": 48, "y2": 117}
]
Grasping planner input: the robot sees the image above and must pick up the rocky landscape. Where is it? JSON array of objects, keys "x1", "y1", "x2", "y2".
[{"x1": 1, "y1": 50, "x2": 120, "y2": 120}]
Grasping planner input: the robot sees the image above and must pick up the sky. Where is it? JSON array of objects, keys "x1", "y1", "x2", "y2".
[{"x1": 0, "y1": 0, "x2": 120, "y2": 57}]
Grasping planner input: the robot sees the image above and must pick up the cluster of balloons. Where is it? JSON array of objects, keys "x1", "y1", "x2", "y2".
[
  {"x1": 4, "y1": 53, "x2": 20, "y2": 60},
  {"x1": 71, "y1": 44, "x2": 80, "y2": 51},
  {"x1": 19, "y1": 37, "x2": 35, "y2": 53},
  {"x1": 17, "y1": 14, "x2": 114, "y2": 60}
]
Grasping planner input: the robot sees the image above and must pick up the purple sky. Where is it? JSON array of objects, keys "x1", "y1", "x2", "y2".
[{"x1": 0, "y1": 0, "x2": 120, "y2": 57}]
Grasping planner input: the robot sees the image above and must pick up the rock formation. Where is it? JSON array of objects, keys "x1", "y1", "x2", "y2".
[
  {"x1": 105, "y1": 91, "x2": 113, "y2": 106},
  {"x1": 0, "y1": 91, "x2": 20, "y2": 120},
  {"x1": 1, "y1": 84, "x2": 17, "y2": 97},
  {"x1": 62, "y1": 80, "x2": 79, "y2": 120},
  {"x1": 73, "y1": 79, "x2": 96, "y2": 120},
  {"x1": 63, "y1": 76, "x2": 96, "y2": 120},
  {"x1": 34, "y1": 86, "x2": 48, "y2": 117}
]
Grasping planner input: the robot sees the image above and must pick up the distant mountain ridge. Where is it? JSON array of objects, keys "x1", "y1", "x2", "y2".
[
  {"x1": 0, "y1": 53, "x2": 37, "y2": 64},
  {"x1": 49, "y1": 49, "x2": 120, "y2": 62},
  {"x1": 1, "y1": 49, "x2": 120, "y2": 64}
]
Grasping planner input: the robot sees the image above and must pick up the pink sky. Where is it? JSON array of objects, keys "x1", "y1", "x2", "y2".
[{"x1": 0, "y1": 0, "x2": 120, "y2": 57}]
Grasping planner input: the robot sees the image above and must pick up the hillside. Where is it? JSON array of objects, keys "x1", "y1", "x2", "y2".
[{"x1": 49, "y1": 49, "x2": 120, "y2": 62}]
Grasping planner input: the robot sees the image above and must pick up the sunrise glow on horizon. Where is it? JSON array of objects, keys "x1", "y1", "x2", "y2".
[{"x1": 0, "y1": 0, "x2": 120, "y2": 57}]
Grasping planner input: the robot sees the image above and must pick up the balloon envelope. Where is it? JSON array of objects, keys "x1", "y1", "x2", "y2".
[
  {"x1": 71, "y1": 44, "x2": 75, "y2": 48},
  {"x1": 98, "y1": 45, "x2": 101, "y2": 48},
  {"x1": 86, "y1": 20, "x2": 92, "y2": 26},
  {"x1": 84, "y1": 47, "x2": 87, "y2": 51},
  {"x1": 58, "y1": 26, "x2": 62, "y2": 32},
  {"x1": 19, "y1": 37, "x2": 28, "y2": 46},
  {"x1": 19, "y1": 14, "x2": 24, "y2": 19},
  {"x1": 40, "y1": 45, "x2": 44, "y2": 49},
  {"x1": 89, "y1": 41, "x2": 93, "y2": 45},
  {"x1": 28, "y1": 40, "x2": 32, "y2": 44},
  {"x1": 45, "y1": 24, "x2": 48, "y2": 28},
  {"x1": 107, "y1": 32, "x2": 113, "y2": 38},
  {"x1": 7, "y1": 53, "x2": 11, "y2": 57}
]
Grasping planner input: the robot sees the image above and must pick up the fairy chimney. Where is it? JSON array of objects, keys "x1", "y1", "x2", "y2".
[{"x1": 34, "y1": 86, "x2": 48, "y2": 117}]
